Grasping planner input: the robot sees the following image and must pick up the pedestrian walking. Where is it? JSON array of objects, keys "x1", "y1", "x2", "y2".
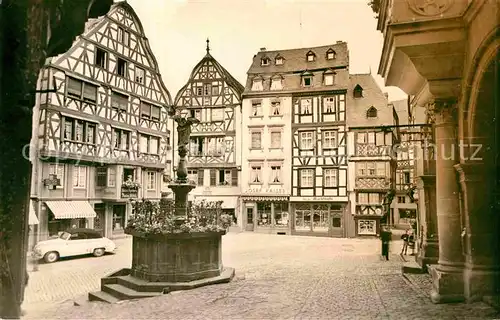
[
  {"x1": 400, "y1": 229, "x2": 410, "y2": 255},
  {"x1": 380, "y1": 226, "x2": 392, "y2": 261},
  {"x1": 408, "y1": 230, "x2": 415, "y2": 255}
]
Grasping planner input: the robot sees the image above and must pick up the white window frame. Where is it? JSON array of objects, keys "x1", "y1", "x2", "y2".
[
  {"x1": 251, "y1": 79, "x2": 263, "y2": 91},
  {"x1": 324, "y1": 97, "x2": 335, "y2": 114},
  {"x1": 358, "y1": 192, "x2": 369, "y2": 204},
  {"x1": 107, "y1": 167, "x2": 116, "y2": 187},
  {"x1": 146, "y1": 171, "x2": 156, "y2": 190},
  {"x1": 300, "y1": 131, "x2": 313, "y2": 150},
  {"x1": 270, "y1": 165, "x2": 282, "y2": 184},
  {"x1": 324, "y1": 168, "x2": 338, "y2": 188},
  {"x1": 135, "y1": 67, "x2": 145, "y2": 84},
  {"x1": 324, "y1": 74, "x2": 334, "y2": 86},
  {"x1": 270, "y1": 130, "x2": 282, "y2": 149},
  {"x1": 250, "y1": 131, "x2": 262, "y2": 149},
  {"x1": 270, "y1": 101, "x2": 281, "y2": 116},
  {"x1": 300, "y1": 169, "x2": 314, "y2": 188},
  {"x1": 323, "y1": 131, "x2": 337, "y2": 149},
  {"x1": 270, "y1": 78, "x2": 282, "y2": 90},
  {"x1": 275, "y1": 57, "x2": 283, "y2": 65},
  {"x1": 307, "y1": 54, "x2": 315, "y2": 62},
  {"x1": 73, "y1": 165, "x2": 87, "y2": 188},
  {"x1": 250, "y1": 165, "x2": 262, "y2": 184},
  {"x1": 327, "y1": 51, "x2": 335, "y2": 60},
  {"x1": 261, "y1": 58, "x2": 269, "y2": 66},
  {"x1": 300, "y1": 99, "x2": 311, "y2": 114},
  {"x1": 49, "y1": 163, "x2": 64, "y2": 189},
  {"x1": 251, "y1": 102, "x2": 262, "y2": 116}
]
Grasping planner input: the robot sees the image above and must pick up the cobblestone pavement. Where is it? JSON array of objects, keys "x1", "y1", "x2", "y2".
[{"x1": 22, "y1": 233, "x2": 500, "y2": 320}]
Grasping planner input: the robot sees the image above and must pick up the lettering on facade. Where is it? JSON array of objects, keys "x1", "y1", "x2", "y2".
[
  {"x1": 290, "y1": 196, "x2": 345, "y2": 202},
  {"x1": 243, "y1": 188, "x2": 286, "y2": 195}
]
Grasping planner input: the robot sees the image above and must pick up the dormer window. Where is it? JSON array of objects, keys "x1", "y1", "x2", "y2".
[
  {"x1": 275, "y1": 56, "x2": 284, "y2": 65},
  {"x1": 326, "y1": 49, "x2": 336, "y2": 60},
  {"x1": 302, "y1": 71, "x2": 313, "y2": 87},
  {"x1": 251, "y1": 78, "x2": 263, "y2": 91},
  {"x1": 323, "y1": 70, "x2": 336, "y2": 86},
  {"x1": 353, "y1": 84, "x2": 363, "y2": 98},
  {"x1": 306, "y1": 51, "x2": 316, "y2": 62},
  {"x1": 270, "y1": 75, "x2": 283, "y2": 90},
  {"x1": 367, "y1": 106, "x2": 377, "y2": 118},
  {"x1": 261, "y1": 58, "x2": 270, "y2": 66}
]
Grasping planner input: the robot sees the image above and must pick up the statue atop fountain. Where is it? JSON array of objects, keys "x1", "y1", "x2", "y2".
[{"x1": 169, "y1": 112, "x2": 200, "y2": 223}]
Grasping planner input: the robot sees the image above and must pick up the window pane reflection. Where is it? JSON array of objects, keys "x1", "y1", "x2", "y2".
[
  {"x1": 274, "y1": 203, "x2": 289, "y2": 227},
  {"x1": 257, "y1": 202, "x2": 271, "y2": 226},
  {"x1": 312, "y1": 204, "x2": 328, "y2": 232}
]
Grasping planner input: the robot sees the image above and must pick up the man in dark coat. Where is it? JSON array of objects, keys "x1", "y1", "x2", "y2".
[{"x1": 380, "y1": 226, "x2": 392, "y2": 260}]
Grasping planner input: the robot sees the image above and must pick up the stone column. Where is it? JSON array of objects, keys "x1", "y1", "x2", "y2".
[
  {"x1": 428, "y1": 100, "x2": 464, "y2": 303},
  {"x1": 415, "y1": 175, "x2": 438, "y2": 270},
  {"x1": 455, "y1": 163, "x2": 500, "y2": 301}
]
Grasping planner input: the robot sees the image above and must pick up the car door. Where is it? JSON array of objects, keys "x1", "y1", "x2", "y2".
[{"x1": 67, "y1": 232, "x2": 88, "y2": 256}]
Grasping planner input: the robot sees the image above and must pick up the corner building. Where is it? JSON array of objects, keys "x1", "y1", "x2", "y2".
[
  {"x1": 30, "y1": 2, "x2": 174, "y2": 240},
  {"x1": 242, "y1": 43, "x2": 349, "y2": 237}
]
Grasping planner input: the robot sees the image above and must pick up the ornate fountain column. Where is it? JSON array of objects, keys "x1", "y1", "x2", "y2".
[
  {"x1": 428, "y1": 100, "x2": 464, "y2": 303},
  {"x1": 168, "y1": 115, "x2": 199, "y2": 224}
]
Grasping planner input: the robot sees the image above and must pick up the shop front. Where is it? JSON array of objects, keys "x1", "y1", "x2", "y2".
[
  {"x1": 353, "y1": 204, "x2": 384, "y2": 237},
  {"x1": 42, "y1": 200, "x2": 97, "y2": 239},
  {"x1": 241, "y1": 195, "x2": 290, "y2": 235},
  {"x1": 289, "y1": 197, "x2": 348, "y2": 237}
]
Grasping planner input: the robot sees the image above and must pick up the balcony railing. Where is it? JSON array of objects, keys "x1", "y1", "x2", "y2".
[{"x1": 355, "y1": 177, "x2": 391, "y2": 190}]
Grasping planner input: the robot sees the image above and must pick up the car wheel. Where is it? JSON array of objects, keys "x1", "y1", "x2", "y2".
[
  {"x1": 93, "y1": 248, "x2": 105, "y2": 257},
  {"x1": 43, "y1": 251, "x2": 59, "y2": 263}
]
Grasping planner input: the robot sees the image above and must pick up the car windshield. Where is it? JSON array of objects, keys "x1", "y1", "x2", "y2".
[{"x1": 59, "y1": 232, "x2": 71, "y2": 240}]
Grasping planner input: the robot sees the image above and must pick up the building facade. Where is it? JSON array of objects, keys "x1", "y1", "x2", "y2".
[
  {"x1": 346, "y1": 74, "x2": 396, "y2": 237},
  {"x1": 173, "y1": 43, "x2": 244, "y2": 226},
  {"x1": 30, "y1": 2, "x2": 173, "y2": 241},
  {"x1": 376, "y1": 0, "x2": 499, "y2": 302},
  {"x1": 390, "y1": 99, "x2": 426, "y2": 229},
  {"x1": 242, "y1": 43, "x2": 350, "y2": 237}
]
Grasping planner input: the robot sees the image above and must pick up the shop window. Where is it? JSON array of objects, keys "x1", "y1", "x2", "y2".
[
  {"x1": 257, "y1": 202, "x2": 271, "y2": 226},
  {"x1": 312, "y1": 204, "x2": 328, "y2": 232},
  {"x1": 274, "y1": 203, "x2": 289, "y2": 227},
  {"x1": 358, "y1": 220, "x2": 376, "y2": 235},
  {"x1": 295, "y1": 204, "x2": 311, "y2": 231},
  {"x1": 112, "y1": 205, "x2": 126, "y2": 233}
]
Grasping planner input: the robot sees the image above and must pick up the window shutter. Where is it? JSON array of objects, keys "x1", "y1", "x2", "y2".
[
  {"x1": 210, "y1": 169, "x2": 216, "y2": 186},
  {"x1": 231, "y1": 169, "x2": 238, "y2": 186},
  {"x1": 197, "y1": 169, "x2": 204, "y2": 186}
]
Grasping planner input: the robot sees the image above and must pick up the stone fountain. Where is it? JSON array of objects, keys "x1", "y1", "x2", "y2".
[{"x1": 88, "y1": 114, "x2": 235, "y2": 304}]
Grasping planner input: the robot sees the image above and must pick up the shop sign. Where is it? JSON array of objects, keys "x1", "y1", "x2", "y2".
[{"x1": 243, "y1": 188, "x2": 287, "y2": 195}]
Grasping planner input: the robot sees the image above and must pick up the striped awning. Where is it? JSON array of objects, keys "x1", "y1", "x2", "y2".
[
  {"x1": 45, "y1": 201, "x2": 97, "y2": 219},
  {"x1": 29, "y1": 200, "x2": 39, "y2": 225},
  {"x1": 241, "y1": 196, "x2": 289, "y2": 202}
]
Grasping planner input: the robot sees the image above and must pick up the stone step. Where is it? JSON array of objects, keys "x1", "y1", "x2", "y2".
[
  {"x1": 400, "y1": 255, "x2": 425, "y2": 274},
  {"x1": 102, "y1": 283, "x2": 162, "y2": 300},
  {"x1": 88, "y1": 290, "x2": 122, "y2": 304}
]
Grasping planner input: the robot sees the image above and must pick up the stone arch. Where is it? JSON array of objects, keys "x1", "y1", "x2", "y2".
[
  {"x1": 455, "y1": 27, "x2": 500, "y2": 299},
  {"x1": 459, "y1": 28, "x2": 499, "y2": 153}
]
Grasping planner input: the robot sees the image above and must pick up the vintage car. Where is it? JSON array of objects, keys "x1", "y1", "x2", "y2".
[{"x1": 33, "y1": 228, "x2": 117, "y2": 263}]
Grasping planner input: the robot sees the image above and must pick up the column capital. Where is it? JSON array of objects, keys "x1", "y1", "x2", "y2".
[{"x1": 426, "y1": 99, "x2": 458, "y2": 125}]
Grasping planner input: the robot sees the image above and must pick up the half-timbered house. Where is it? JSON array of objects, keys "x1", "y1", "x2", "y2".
[
  {"x1": 242, "y1": 42, "x2": 350, "y2": 237},
  {"x1": 390, "y1": 99, "x2": 426, "y2": 228},
  {"x1": 346, "y1": 74, "x2": 397, "y2": 237},
  {"x1": 173, "y1": 41, "x2": 244, "y2": 226},
  {"x1": 30, "y1": 2, "x2": 173, "y2": 241}
]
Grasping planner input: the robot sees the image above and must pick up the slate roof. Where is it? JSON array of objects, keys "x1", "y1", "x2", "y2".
[{"x1": 247, "y1": 42, "x2": 349, "y2": 75}]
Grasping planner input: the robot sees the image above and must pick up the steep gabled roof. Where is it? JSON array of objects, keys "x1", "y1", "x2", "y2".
[{"x1": 174, "y1": 52, "x2": 244, "y2": 104}]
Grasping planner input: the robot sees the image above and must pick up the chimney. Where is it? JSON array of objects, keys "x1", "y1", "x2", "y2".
[
  {"x1": 260, "y1": 47, "x2": 267, "y2": 51},
  {"x1": 336, "y1": 40, "x2": 343, "y2": 44}
]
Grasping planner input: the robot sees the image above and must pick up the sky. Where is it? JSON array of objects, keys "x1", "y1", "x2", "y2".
[{"x1": 126, "y1": 0, "x2": 407, "y2": 102}]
